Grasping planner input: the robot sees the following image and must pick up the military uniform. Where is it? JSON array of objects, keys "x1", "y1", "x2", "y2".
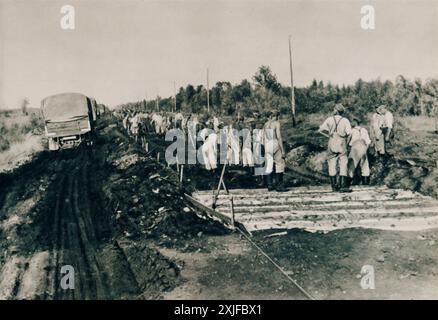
[
  {"x1": 319, "y1": 115, "x2": 352, "y2": 177},
  {"x1": 348, "y1": 125, "x2": 371, "y2": 182}
]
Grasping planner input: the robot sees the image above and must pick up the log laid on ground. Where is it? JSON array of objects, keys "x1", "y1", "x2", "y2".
[
  {"x1": 264, "y1": 231, "x2": 288, "y2": 238},
  {"x1": 192, "y1": 186, "x2": 438, "y2": 233}
]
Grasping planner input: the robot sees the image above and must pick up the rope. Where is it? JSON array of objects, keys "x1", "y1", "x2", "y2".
[{"x1": 235, "y1": 226, "x2": 317, "y2": 300}]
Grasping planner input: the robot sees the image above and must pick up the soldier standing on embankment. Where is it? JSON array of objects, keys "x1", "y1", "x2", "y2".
[
  {"x1": 263, "y1": 110, "x2": 287, "y2": 192},
  {"x1": 348, "y1": 117, "x2": 371, "y2": 185},
  {"x1": 318, "y1": 103, "x2": 352, "y2": 192},
  {"x1": 371, "y1": 104, "x2": 394, "y2": 158}
]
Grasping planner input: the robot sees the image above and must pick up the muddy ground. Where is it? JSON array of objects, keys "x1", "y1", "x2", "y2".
[
  {"x1": 1, "y1": 113, "x2": 438, "y2": 299},
  {"x1": 0, "y1": 115, "x2": 308, "y2": 300}
]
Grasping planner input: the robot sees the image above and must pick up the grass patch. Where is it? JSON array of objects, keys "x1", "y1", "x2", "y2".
[{"x1": 0, "y1": 109, "x2": 44, "y2": 152}]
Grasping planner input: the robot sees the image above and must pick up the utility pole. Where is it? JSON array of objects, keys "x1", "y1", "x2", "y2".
[
  {"x1": 207, "y1": 68, "x2": 210, "y2": 113},
  {"x1": 289, "y1": 35, "x2": 296, "y2": 127}
]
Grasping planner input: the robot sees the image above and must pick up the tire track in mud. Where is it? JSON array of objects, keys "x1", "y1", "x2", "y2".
[
  {"x1": 0, "y1": 148, "x2": 115, "y2": 299},
  {"x1": 47, "y1": 151, "x2": 109, "y2": 299},
  {"x1": 52, "y1": 161, "x2": 76, "y2": 299},
  {"x1": 45, "y1": 149, "x2": 140, "y2": 300},
  {"x1": 71, "y1": 155, "x2": 109, "y2": 299},
  {"x1": 43, "y1": 170, "x2": 66, "y2": 300},
  {"x1": 1, "y1": 126, "x2": 178, "y2": 300},
  {"x1": 0, "y1": 148, "x2": 141, "y2": 300}
]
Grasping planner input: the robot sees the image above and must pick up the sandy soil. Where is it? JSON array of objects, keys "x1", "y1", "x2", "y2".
[{"x1": 0, "y1": 133, "x2": 44, "y2": 173}]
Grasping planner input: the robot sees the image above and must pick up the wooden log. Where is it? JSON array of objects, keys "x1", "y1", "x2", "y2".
[{"x1": 184, "y1": 193, "x2": 233, "y2": 228}]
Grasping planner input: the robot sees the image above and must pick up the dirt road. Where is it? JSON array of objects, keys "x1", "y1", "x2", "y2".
[{"x1": 0, "y1": 148, "x2": 143, "y2": 299}]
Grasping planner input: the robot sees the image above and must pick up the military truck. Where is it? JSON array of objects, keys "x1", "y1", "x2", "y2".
[{"x1": 41, "y1": 93, "x2": 98, "y2": 151}]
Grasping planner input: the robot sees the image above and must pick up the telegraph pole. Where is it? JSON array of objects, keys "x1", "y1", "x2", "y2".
[
  {"x1": 206, "y1": 68, "x2": 210, "y2": 113},
  {"x1": 289, "y1": 35, "x2": 296, "y2": 127}
]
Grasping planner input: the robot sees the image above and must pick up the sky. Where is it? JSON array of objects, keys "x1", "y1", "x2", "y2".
[{"x1": 0, "y1": 0, "x2": 437, "y2": 108}]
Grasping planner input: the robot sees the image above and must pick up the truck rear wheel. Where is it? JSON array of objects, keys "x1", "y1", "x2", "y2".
[{"x1": 48, "y1": 137, "x2": 60, "y2": 151}]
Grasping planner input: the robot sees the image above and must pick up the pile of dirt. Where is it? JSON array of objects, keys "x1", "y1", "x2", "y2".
[
  {"x1": 286, "y1": 146, "x2": 328, "y2": 175},
  {"x1": 384, "y1": 128, "x2": 438, "y2": 197},
  {"x1": 382, "y1": 162, "x2": 428, "y2": 191},
  {"x1": 99, "y1": 239, "x2": 180, "y2": 298},
  {"x1": 420, "y1": 167, "x2": 438, "y2": 198},
  {"x1": 96, "y1": 122, "x2": 228, "y2": 247}
]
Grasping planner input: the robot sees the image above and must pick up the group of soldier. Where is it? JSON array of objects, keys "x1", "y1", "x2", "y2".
[
  {"x1": 319, "y1": 103, "x2": 394, "y2": 192},
  {"x1": 116, "y1": 109, "x2": 289, "y2": 192},
  {"x1": 116, "y1": 102, "x2": 394, "y2": 193}
]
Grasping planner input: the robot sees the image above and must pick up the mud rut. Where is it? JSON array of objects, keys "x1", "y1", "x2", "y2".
[
  {"x1": 0, "y1": 148, "x2": 141, "y2": 300},
  {"x1": 48, "y1": 150, "x2": 108, "y2": 299}
]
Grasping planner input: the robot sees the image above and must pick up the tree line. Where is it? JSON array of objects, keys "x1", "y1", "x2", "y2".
[{"x1": 118, "y1": 66, "x2": 438, "y2": 119}]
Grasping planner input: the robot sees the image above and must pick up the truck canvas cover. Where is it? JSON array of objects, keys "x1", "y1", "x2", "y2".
[
  {"x1": 41, "y1": 93, "x2": 91, "y2": 137},
  {"x1": 41, "y1": 93, "x2": 89, "y2": 122}
]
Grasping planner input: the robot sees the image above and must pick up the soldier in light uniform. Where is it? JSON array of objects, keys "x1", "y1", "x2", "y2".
[
  {"x1": 151, "y1": 112, "x2": 163, "y2": 135},
  {"x1": 212, "y1": 114, "x2": 220, "y2": 132},
  {"x1": 371, "y1": 105, "x2": 394, "y2": 157},
  {"x1": 174, "y1": 112, "x2": 184, "y2": 129},
  {"x1": 319, "y1": 104, "x2": 352, "y2": 192},
  {"x1": 200, "y1": 121, "x2": 218, "y2": 171},
  {"x1": 226, "y1": 119, "x2": 241, "y2": 166},
  {"x1": 348, "y1": 117, "x2": 371, "y2": 185},
  {"x1": 129, "y1": 112, "x2": 140, "y2": 141},
  {"x1": 241, "y1": 121, "x2": 254, "y2": 168},
  {"x1": 381, "y1": 105, "x2": 394, "y2": 154},
  {"x1": 263, "y1": 110, "x2": 287, "y2": 192}
]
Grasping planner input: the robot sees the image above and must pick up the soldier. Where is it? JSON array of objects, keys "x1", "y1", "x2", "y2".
[
  {"x1": 187, "y1": 113, "x2": 200, "y2": 160},
  {"x1": 226, "y1": 118, "x2": 240, "y2": 166},
  {"x1": 151, "y1": 112, "x2": 163, "y2": 135},
  {"x1": 348, "y1": 117, "x2": 371, "y2": 185},
  {"x1": 380, "y1": 105, "x2": 394, "y2": 155},
  {"x1": 253, "y1": 114, "x2": 265, "y2": 186},
  {"x1": 263, "y1": 110, "x2": 287, "y2": 192},
  {"x1": 200, "y1": 121, "x2": 218, "y2": 171},
  {"x1": 371, "y1": 105, "x2": 385, "y2": 156},
  {"x1": 122, "y1": 113, "x2": 130, "y2": 132},
  {"x1": 174, "y1": 112, "x2": 184, "y2": 129},
  {"x1": 181, "y1": 113, "x2": 189, "y2": 131},
  {"x1": 241, "y1": 120, "x2": 254, "y2": 168},
  {"x1": 371, "y1": 104, "x2": 394, "y2": 157},
  {"x1": 318, "y1": 103, "x2": 352, "y2": 192},
  {"x1": 212, "y1": 113, "x2": 220, "y2": 132},
  {"x1": 130, "y1": 112, "x2": 140, "y2": 141}
]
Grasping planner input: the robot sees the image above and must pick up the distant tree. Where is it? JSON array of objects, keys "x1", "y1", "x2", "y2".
[
  {"x1": 176, "y1": 87, "x2": 184, "y2": 111},
  {"x1": 185, "y1": 85, "x2": 196, "y2": 103},
  {"x1": 118, "y1": 67, "x2": 438, "y2": 120},
  {"x1": 422, "y1": 79, "x2": 438, "y2": 116},
  {"x1": 253, "y1": 66, "x2": 281, "y2": 94},
  {"x1": 211, "y1": 83, "x2": 223, "y2": 111},
  {"x1": 231, "y1": 80, "x2": 251, "y2": 102}
]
